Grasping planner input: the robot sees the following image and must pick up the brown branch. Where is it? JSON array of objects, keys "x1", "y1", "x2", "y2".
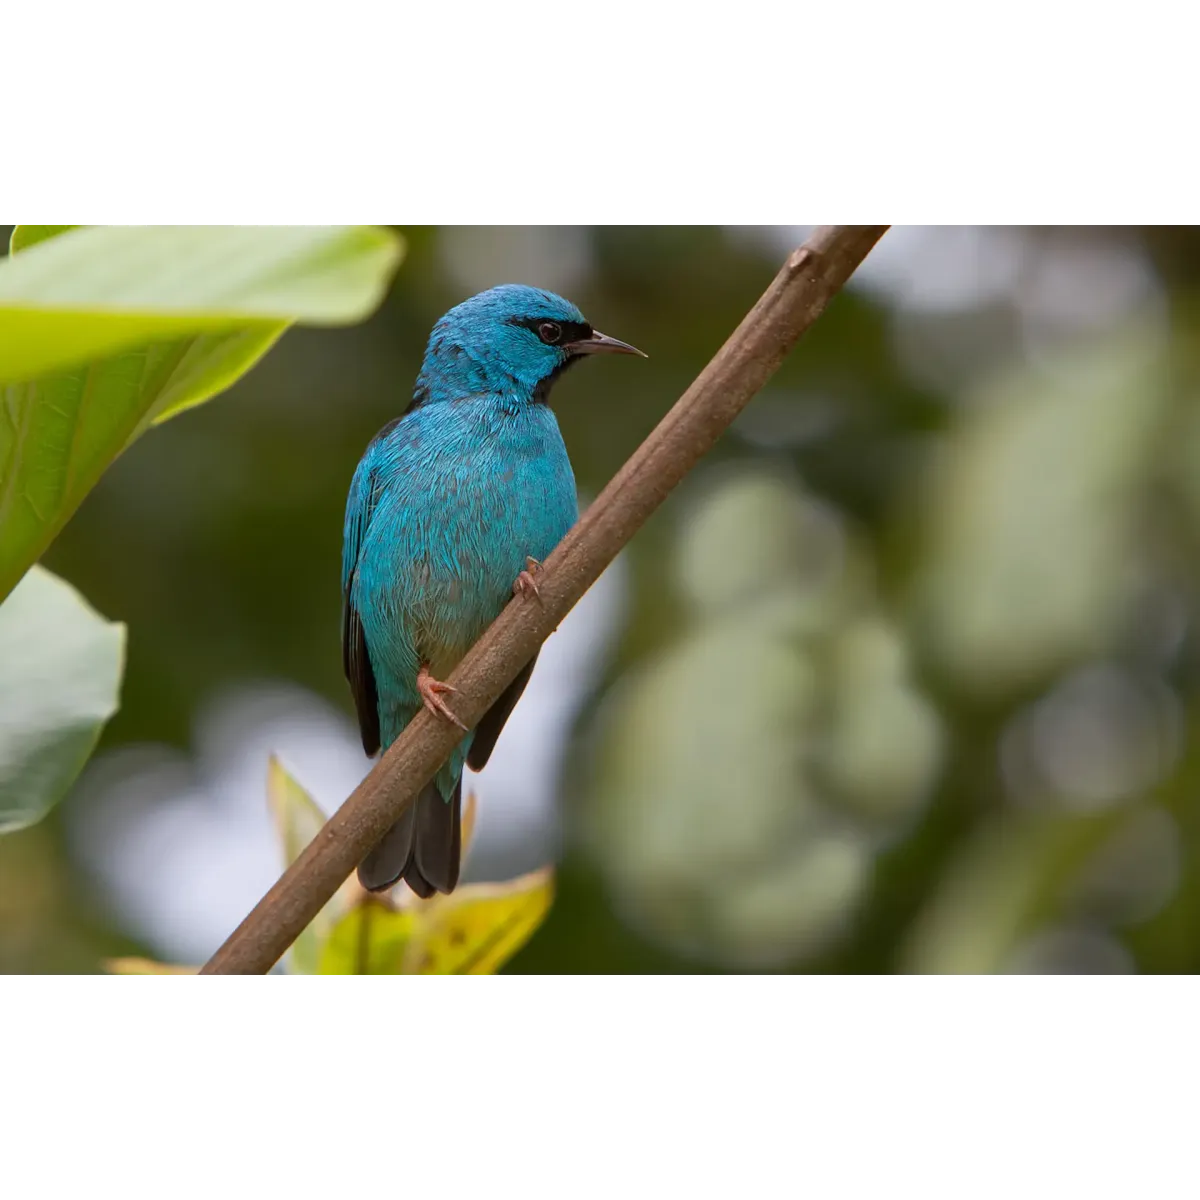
[{"x1": 200, "y1": 225, "x2": 890, "y2": 974}]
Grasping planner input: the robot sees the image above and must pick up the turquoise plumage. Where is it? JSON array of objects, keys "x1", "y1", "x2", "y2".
[{"x1": 341, "y1": 284, "x2": 643, "y2": 896}]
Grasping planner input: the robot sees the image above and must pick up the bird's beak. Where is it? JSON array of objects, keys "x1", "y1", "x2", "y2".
[{"x1": 566, "y1": 330, "x2": 647, "y2": 358}]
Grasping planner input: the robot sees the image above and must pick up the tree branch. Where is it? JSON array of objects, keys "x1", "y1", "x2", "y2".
[{"x1": 200, "y1": 225, "x2": 890, "y2": 974}]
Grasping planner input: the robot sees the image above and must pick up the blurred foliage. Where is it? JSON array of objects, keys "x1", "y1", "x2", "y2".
[
  {"x1": 585, "y1": 469, "x2": 942, "y2": 966},
  {"x1": 6, "y1": 224, "x2": 1200, "y2": 974},
  {"x1": 911, "y1": 323, "x2": 1171, "y2": 695},
  {"x1": 109, "y1": 759, "x2": 552, "y2": 974}
]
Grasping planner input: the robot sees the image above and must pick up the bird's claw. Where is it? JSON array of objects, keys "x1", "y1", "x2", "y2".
[
  {"x1": 513, "y1": 556, "x2": 544, "y2": 603},
  {"x1": 513, "y1": 570, "x2": 540, "y2": 601},
  {"x1": 417, "y1": 666, "x2": 467, "y2": 731}
]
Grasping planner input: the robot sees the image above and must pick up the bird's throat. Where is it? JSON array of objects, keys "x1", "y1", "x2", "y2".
[{"x1": 532, "y1": 354, "x2": 582, "y2": 406}]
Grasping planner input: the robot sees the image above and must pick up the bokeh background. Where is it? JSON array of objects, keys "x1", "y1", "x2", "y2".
[{"x1": 5, "y1": 224, "x2": 1200, "y2": 973}]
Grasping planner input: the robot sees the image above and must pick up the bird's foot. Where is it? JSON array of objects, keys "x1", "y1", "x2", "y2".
[
  {"x1": 512, "y1": 556, "x2": 544, "y2": 603},
  {"x1": 417, "y1": 665, "x2": 467, "y2": 731}
]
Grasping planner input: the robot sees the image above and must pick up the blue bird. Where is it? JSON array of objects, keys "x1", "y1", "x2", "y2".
[{"x1": 342, "y1": 284, "x2": 644, "y2": 895}]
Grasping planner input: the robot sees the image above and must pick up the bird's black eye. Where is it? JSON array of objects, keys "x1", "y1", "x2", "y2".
[{"x1": 538, "y1": 321, "x2": 563, "y2": 345}]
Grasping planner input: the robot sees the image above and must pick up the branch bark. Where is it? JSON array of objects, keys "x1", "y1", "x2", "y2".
[{"x1": 200, "y1": 225, "x2": 890, "y2": 974}]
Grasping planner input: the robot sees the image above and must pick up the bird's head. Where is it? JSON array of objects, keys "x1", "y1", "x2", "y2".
[{"x1": 414, "y1": 284, "x2": 644, "y2": 408}]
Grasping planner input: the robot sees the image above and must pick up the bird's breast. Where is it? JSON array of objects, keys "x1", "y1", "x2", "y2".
[{"x1": 359, "y1": 400, "x2": 578, "y2": 675}]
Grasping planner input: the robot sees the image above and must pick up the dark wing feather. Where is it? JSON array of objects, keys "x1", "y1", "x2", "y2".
[
  {"x1": 342, "y1": 600, "x2": 380, "y2": 756},
  {"x1": 341, "y1": 421, "x2": 400, "y2": 757},
  {"x1": 466, "y1": 653, "x2": 539, "y2": 771}
]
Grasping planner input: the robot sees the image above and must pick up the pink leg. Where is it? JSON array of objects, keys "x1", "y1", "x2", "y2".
[
  {"x1": 512, "y1": 556, "x2": 544, "y2": 603},
  {"x1": 417, "y1": 664, "x2": 467, "y2": 731}
]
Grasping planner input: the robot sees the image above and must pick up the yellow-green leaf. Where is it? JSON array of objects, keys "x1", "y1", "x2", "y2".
[
  {"x1": 0, "y1": 225, "x2": 404, "y2": 602},
  {"x1": 404, "y1": 868, "x2": 555, "y2": 974},
  {"x1": 318, "y1": 902, "x2": 417, "y2": 974},
  {"x1": 105, "y1": 957, "x2": 198, "y2": 974},
  {"x1": 266, "y1": 754, "x2": 354, "y2": 975},
  {"x1": 461, "y1": 788, "x2": 479, "y2": 863},
  {"x1": 267, "y1": 754, "x2": 328, "y2": 866}
]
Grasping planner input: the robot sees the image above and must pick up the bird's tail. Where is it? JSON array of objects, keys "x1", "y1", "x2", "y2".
[{"x1": 357, "y1": 776, "x2": 462, "y2": 897}]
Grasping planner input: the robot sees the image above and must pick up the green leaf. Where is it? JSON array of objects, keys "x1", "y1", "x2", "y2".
[
  {"x1": 0, "y1": 565, "x2": 125, "y2": 834},
  {"x1": 0, "y1": 225, "x2": 403, "y2": 381},
  {"x1": 318, "y1": 902, "x2": 417, "y2": 975},
  {"x1": 10, "y1": 226, "x2": 78, "y2": 253},
  {"x1": 0, "y1": 225, "x2": 404, "y2": 601},
  {"x1": 404, "y1": 868, "x2": 555, "y2": 974},
  {"x1": 266, "y1": 754, "x2": 355, "y2": 975}
]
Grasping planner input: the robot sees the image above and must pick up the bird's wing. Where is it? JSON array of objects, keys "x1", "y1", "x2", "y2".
[
  {"x1": 342, "y1": 421, "x2": 399, "y2": 756},
  {"x1": 466, "y1": 652, "x2": 539, "y2": 771}
]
